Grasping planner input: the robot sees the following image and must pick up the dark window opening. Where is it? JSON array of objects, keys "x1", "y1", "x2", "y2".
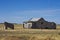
[
  {"x1": 25, "y1": 23, "x2": 27, "y2": 24},
  {"x1": 45, "y1": 27, "x2": 48, "y2": 29},
  {"x1": 41, "y1": 22, "x2": 43, "y2": 24}
]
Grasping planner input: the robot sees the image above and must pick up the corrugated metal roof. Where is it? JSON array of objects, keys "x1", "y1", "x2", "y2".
[
  {"x1": 23, "y1": 18, "x2": 45, "y2": 23},
  {"x1": 29, "y1": 18, "x2": 40, "y2": 21}
]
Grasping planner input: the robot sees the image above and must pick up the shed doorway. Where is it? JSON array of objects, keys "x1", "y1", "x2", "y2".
[{"x1": 45, "y1": 27, "x2": 49, "y2": 29}]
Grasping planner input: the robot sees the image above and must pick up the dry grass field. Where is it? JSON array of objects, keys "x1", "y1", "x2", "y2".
[{"x1": 0, "y1": 24, "x2": 60, "y2": 40}]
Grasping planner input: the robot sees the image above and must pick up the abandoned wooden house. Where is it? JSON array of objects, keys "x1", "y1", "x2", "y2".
[{"x1": 23, "y1": 18, "x2": 56, "y2": 29}]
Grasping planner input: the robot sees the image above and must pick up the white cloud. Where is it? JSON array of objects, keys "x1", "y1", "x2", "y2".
[
  {"x1": 20, "y1": 9, "x2": 60, "y2": 14},
  {"x1": 0, "y1": 9, "x2": 60, "y2": 24},
  {"x1": 13, "y1": 9, "x2": 60, "y2": 17}
]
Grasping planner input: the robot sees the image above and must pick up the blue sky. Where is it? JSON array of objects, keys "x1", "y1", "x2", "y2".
[{"x1": 0, "y1": 0, "x2": 60, "y2": 24}]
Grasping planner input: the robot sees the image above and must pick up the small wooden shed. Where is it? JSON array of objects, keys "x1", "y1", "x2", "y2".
[{"x1": 23, "y1": 18, "x2": 56, "y2": 29}]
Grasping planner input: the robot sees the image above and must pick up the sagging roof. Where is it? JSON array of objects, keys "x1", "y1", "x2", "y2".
[
  {"x1": 23, "y1": 18, "x2": 45, "y2": 23},
  {"x1": 29, "y1": 18, "x2": 40, "y2": 21},
  {"x1": 23, "y1": 17, "x2": 45, "y2": 23},
  {"x1": 29, "y1": 17, "x2": 45, "y2": 21},
  {"x1": 23, "y1": 18, "x2": 39, "y2": 23}
]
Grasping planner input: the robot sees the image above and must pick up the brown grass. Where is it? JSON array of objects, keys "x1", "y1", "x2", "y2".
[
  {"x1": 0, "y1": 34, "x2": 60, "y2": 40},
  {"x1": 0, "y1": 24, "x2": 60, "y2": 40}
]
